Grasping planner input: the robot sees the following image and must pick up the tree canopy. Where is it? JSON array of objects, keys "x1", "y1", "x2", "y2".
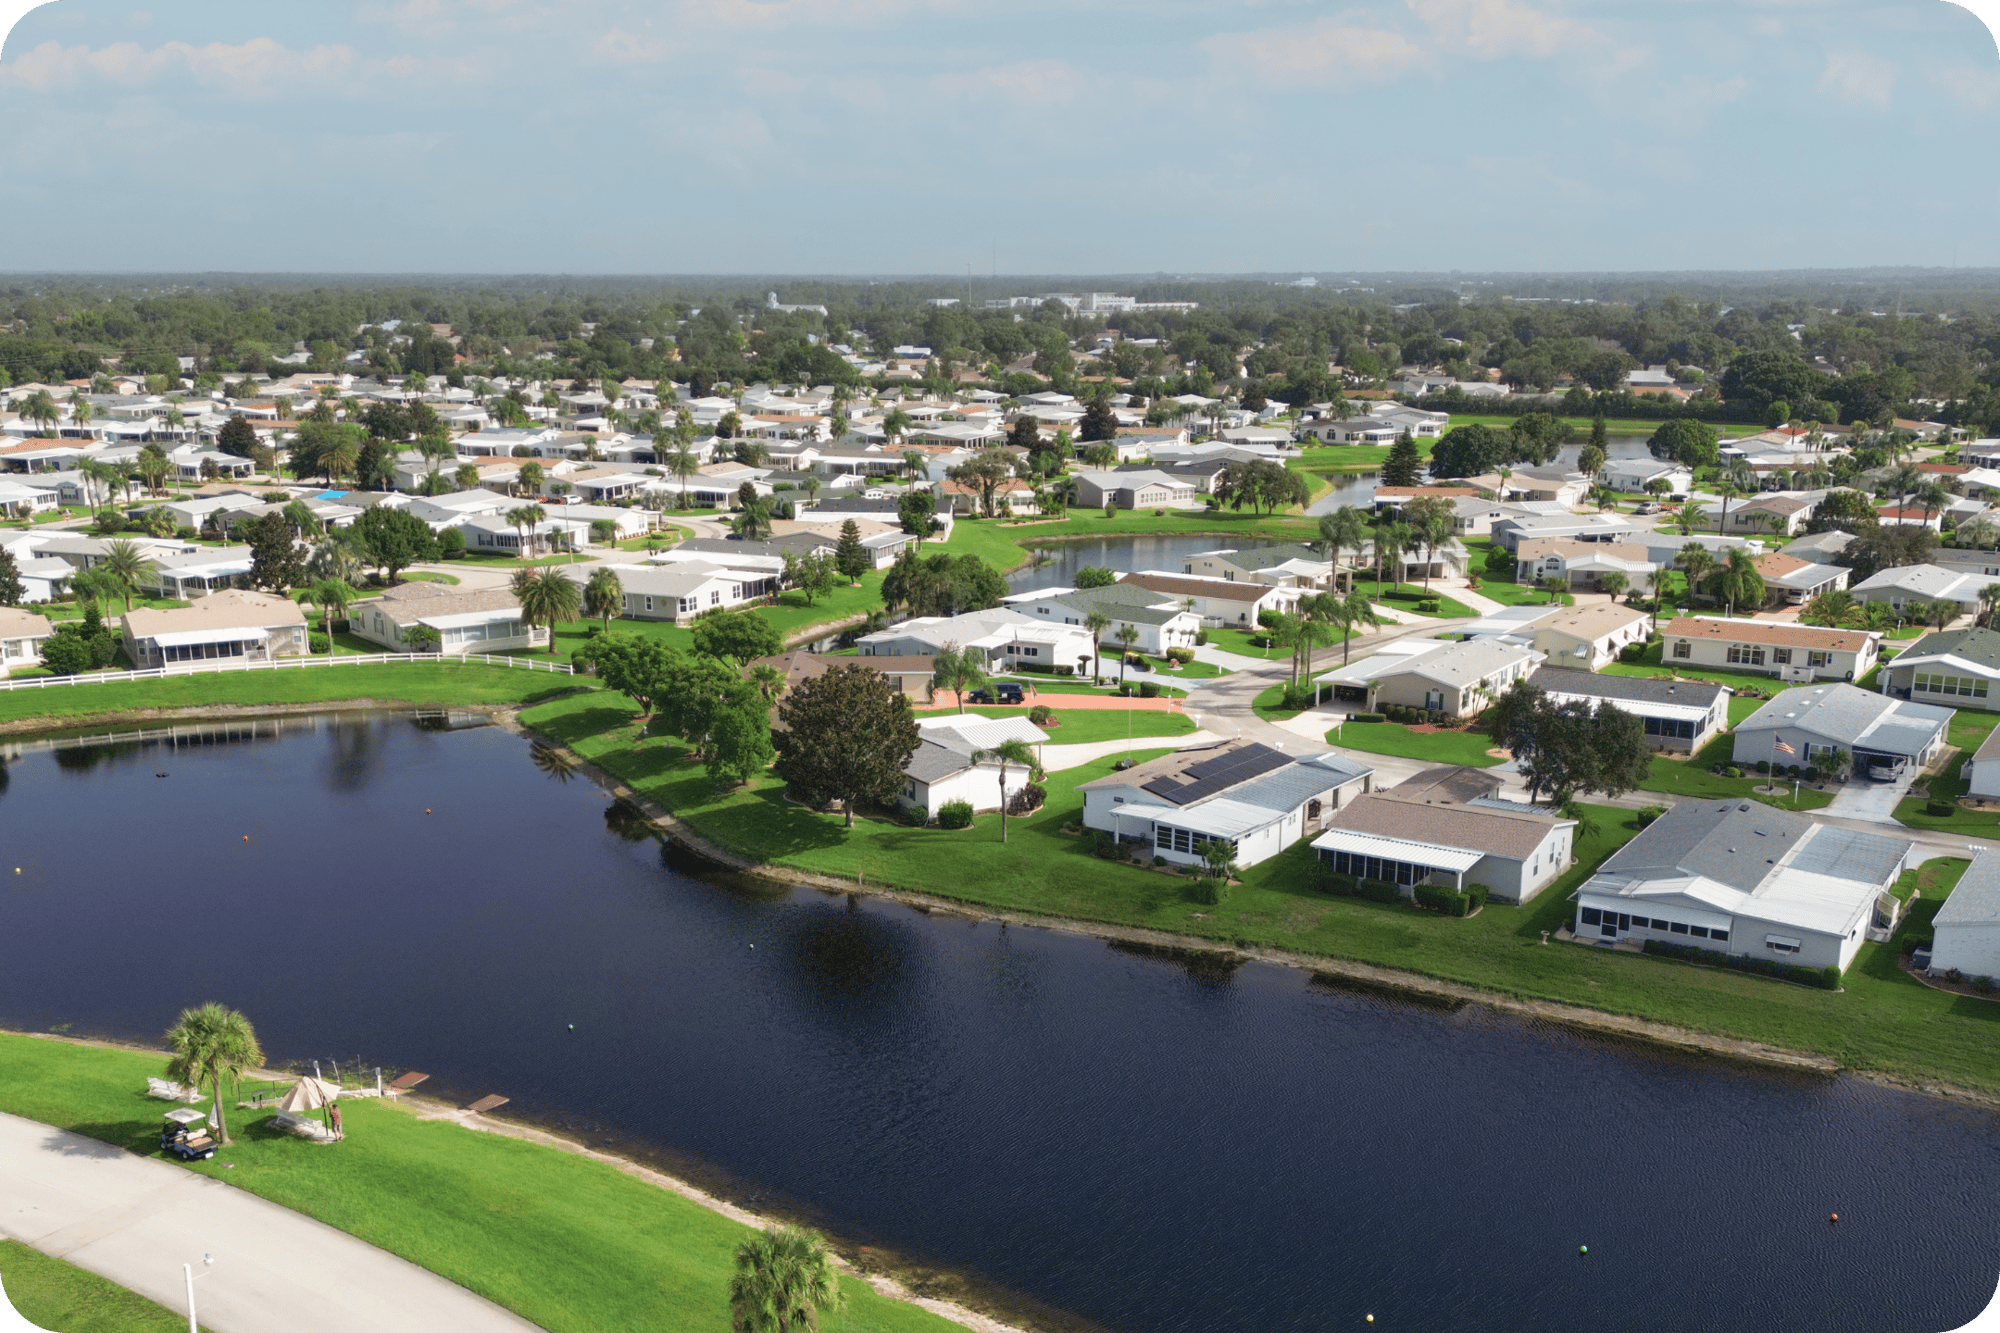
[{"x1": 773, "y1": 663, "x2": 920, "y2": 826}]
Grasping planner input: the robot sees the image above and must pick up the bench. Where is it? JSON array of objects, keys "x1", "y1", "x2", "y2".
[{"x1": 270, "y1": 1111, "x2": 336, "y2": 1143}]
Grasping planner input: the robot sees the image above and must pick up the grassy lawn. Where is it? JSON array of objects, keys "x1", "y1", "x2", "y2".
[
  {"x1": 0, "y1": 665, "x2": 588, "y2": 726},
  {"x1": 1324, "y1": 719, "x2": 1507, "y2": 767},
  {"x1": 1353, "y1": 580, "x2": 1477, "y2": 619},
  {"x1": 993, "y1": 675, "x2": 1191, "y2": 699},
  {"x1": 1894, "y1": 708, "x2": 2000, "y2": 832},
  {"x1": 1639, "y1": 734, "x2": 1835, "y2": 812},
  {"x1": 1251, "y1": 681, "x2": 1305, "y2": 721},
  {"x1": 1292, "y1": 442, "x2": 1434, "y2": 472},
  {"x1": 41, "y1": 597, "x2": 192, "y2": 621},
  {"x1": 445, "y1": 551, "x2": 592, "y2": 568},
  {"x1": 1470, "y1": 576, "x2": 1572, "y2": 609},
  {"x1": 1600, "y1": 641, "x2": 1805, "y2": 696},
  {"x1": 527, "y1": 698, "x2": 2000, "y2": 1092},
  {"x1": 1204, "y1": 626, "x2": 1289, "y2": 658},
  {"x1": 0, "y1": 1240, "x2": 197, "y2": 1333},
  {"x1": 0, "y1": 1036, "x2": 952, "y2": 1333},
  {"x1": 947, "y1": 704, "x2": 1198, "y2": 744}
]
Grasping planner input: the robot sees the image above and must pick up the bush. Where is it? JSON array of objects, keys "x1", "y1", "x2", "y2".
[
  {"x1": 1926, "y1": 799, "x2": 1956, "y2": 817},
  {"x1": 1465, "y1": 884, "x2": 1490, "y2": 912},
  {"x1": 1349, "y1": 712, "x2": 1386, "y2": 724},
  {"x1": 1641, "y1": 939, "x2": 1824, "y2": 987},
  {"x1": 1194, "y1": 629, "x2": 1209, "y2": 646},
  {"x1": 1117, "y1": 684, "x2": 1132, "y2": 697},
  {"x1": 1414, "y1": 883, "x2": 1472, "y2": 916},
  {"x1": 1090, "y1": 830, "x2": 1120, "y2": 859},
  {"x1": 439, "y1": 528, "x2": 466, "y2": 557},
  {"x1": 1310, "y1": 862, "x2": 1356, "y2": 895},
  {"x1": 1190, "y1": 878, "x2": 1229, "y2": 906},
  {"x1": 1165, "y1": 646, "x2": 1197, "y2": 665},
  {"x1": 37, "y1": 633, "x2": 92, "y2": 676},
  {"x1": 1055, "y1": 664, "x2": 1074, "y2": 676},
  {"x1": 1755, "y1": 760, "x2": 1770, "y2": 775},
  {"x1": 1279, "y1": 682, "x2": 1314, "y2": 711},
  {"x1": 1619, "y1": 643, "x2": 1647, "y2": 663},
  {"x1": 1725, "y1": 767, "x2": 1743, "y2": 779},
  {"x1": 1028, "y1": 704, "x2": 1055, "y2": 725},
  {"x1": 1152, "y1": 855, "x2": 1167, "y2": 867},
  {"x1": 1802, "y1": 766, "x2": 1820, "y2": 782},
  {"x1": 309, "y1": 632, "x2": 331, "y2": 655},
  {"x1": 1006, "y1": 783, "x2": 1046, "y2": 816},
  {"x1": 1358, "y1": 879, "x2": 1402, "y2": 904},
  {"x1": 1822, "y1": 965, "x2": 1843, "y2": 990},
  {"x1": 1139, "y1": 681, "x2": 1161, "y2": 698},
  {"x1": 1634, "y1": 805, "x2": 1666, "y2": 828},
  {"x1": 1416, "y1": 598, "x2": 1442, "y2": 614},
  {"x1": 937, "y1": 800, "x2": 974, "y2": 830},
  {"x1": 1976, "y1": 975, "x2": 1995, "y2": 993}
]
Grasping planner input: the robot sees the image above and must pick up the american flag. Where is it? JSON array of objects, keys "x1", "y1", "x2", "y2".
[{"x1": 1774, "y1": 734, "x2": 1796, "y2": 755}]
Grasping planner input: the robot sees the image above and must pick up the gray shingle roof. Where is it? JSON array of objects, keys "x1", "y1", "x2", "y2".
[
  {"x1": 1933, "y1": 853, "x2": 2000, "y2": 927},
  {"x1": 1598, "y1": 800, "x2": 1812, "y2": 892},
  {"x1": 1527, "y1": 666, "x2": 1728, "y2": 710},
  {"x1": 1891, "y1": 627, "x2": 2000, "y2": 671},
  {"x1": 1736, "y1": 684, "x2": 1950, "y2": 755}
]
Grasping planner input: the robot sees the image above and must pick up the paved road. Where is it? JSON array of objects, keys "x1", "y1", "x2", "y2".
[{"x1": 0, "y1": 1111, "x2": 539, "y2": 1333}]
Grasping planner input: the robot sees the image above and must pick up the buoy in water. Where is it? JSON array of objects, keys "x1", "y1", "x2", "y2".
[
  {"x1": 242, "y1": 835, "x2": 250, "y2": 842},
  {"x1": 1578, "y1": 1245, "x2": 1589, "y2": 1256},
  {"x1": 425, "y1": 809, "x2": 432, "y2": 815},
  {"x1": 567, "y1": 1024, "x2": 574, "y2": 1030},
  {"x1": 1365, "y1": 1317, "x2": 1374, "y2": 1325},
  {"x1": 1829, "y1": 1213, "x2": 1839, "y2": 1224}
]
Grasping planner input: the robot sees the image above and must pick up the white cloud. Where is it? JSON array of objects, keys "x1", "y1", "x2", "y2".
[
  {"x1": 952, "y1": 58, "x2": 1085, "y2": 103},
  {"x1": 1819, "y1": 49, "x2": 1896, "y2": 108},
  {"x1": 592, "y1": 26, "x2": 674, "y2": 63},
  {"x1": 1201, "y1": 17, "x2": 1427, "y2": 84},
  {"x1": 0, "y1": 37, "x2": 356, "y2": 92},
  {"x1": 1405, "y1": 0, "x2": 1595, "y2": 58}
]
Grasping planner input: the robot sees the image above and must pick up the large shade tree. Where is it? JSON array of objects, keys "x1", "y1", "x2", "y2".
[{"x1": 773, "y1": 663, "x2": 920, "y2": 827}]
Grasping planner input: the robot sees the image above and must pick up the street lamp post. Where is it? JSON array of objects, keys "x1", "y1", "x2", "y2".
[{"x1": 184, "y1": 1253, "x2": 214, "y2": 1333}]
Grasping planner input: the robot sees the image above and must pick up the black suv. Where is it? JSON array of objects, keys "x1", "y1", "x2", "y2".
[{"x1": 995, "y1": 682, "x2": 1025, "y2": 704}]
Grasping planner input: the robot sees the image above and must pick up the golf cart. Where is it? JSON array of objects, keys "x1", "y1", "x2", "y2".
[{"x1": 161, "y1": 1107, "x2": 218, "y2": 1161}]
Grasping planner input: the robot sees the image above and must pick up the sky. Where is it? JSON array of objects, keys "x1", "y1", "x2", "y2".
[{"x1": 0, "y1": 0, "x2": 1997, "y2": 275}]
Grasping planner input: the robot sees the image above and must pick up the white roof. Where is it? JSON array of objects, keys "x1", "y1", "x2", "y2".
[
  {"x1": 1106, "y1": 797, "x2": 1285, "y2": 839},
  {"x1": 915, "y1": 714, "x2": 1048, "y2": 750},
  {"x1": 1308, "y1": 827, "x2": 1485, "y2": 873},
  {"x1": 418, "y1": 609, "x2": 526, "y2": 630}
]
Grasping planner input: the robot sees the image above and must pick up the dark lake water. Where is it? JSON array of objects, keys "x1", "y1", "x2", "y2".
[{"x1": 3, "y1": 714, "x2": 1998, "y2": 1333}]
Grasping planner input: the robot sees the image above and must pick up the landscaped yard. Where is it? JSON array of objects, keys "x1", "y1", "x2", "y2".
[
  {"x1": 947, "y1": 704, "x2": 1198, "y2": 744},
  {"x1": 0, "y1": 664, "x2": 587, "y2": 726},
  {"x1": 1324, "y1": 719, "x2": 1507, "y2": 767},
  {"x1": 1638, "y1": 734, "x2": 1835, "y2": 812},
  {"x1": 0, "y1": 1240, "x2": 194, "y2": 1333},
  {"x1": 1894, "y1": 708, "x2": 2000, "y2": 832},
  {"x1": 0, "y1": 1036, "x2": 954, "y2": 1333},
  {"x1": 524, "y1": 692, "x2": 2000, "y2": 1092}
]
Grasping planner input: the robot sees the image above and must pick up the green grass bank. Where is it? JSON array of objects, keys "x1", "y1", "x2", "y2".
[{"x1": 0, "y1": 1240, "x2": 198, "y2": 1333}]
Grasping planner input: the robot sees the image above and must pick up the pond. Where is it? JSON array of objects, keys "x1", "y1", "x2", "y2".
[{"x1": 2, "y1": 713, "x2": 1996, "y2": 1333}]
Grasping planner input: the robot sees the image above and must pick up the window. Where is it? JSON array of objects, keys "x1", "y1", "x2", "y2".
[
  {"x1": 1671, "y1": 640, "x2": 1690, "y2": 659},
  {"x1": 1670, "y1": 921, "x2": 1689, "y2": 934},
  {"x1": 1643, "y1": 716, "x2": 1696, "y2": 741},
  {"x1": 709, "y1": 590, "x2": 721, "y2": 605},
  {"x1": 1765, "y1": 937, "x2": 1802, "y2": 954},
  {"x1": 1329, "y1": 848, "x2": 1432, "y2": 886},
  {"x1": 1914, "y1": 672, "x2": 1989, "y2": 699},
  {"x1": 1727, "y1": 644, "x2": 1766, "y2": 666},
  {"x1": 1710, "y1": 931, "x2": 1728, "y2": 943},
  {"x1": 1689, "y1": 926, "x2": 1710, "y2": 939},
  {"x1": 1018, "y1": 646, "x2": 1039, "y2": 657},
  {"x1": 1772, "y1": 648, "x2": 1792, "y2": 665},
  {"x1": 1580, "y1": 907, "x2": 1602, "y2": 926}
]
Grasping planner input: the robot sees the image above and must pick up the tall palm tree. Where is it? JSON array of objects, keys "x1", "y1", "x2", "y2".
[
  {"x1": 1084, "y1": 609, "x2": 1111, "y2": 683},
  {"x1": 1914, "y1": 479, "x2": 1952, "y2": 529},
  {"x1": 1710, "y1": 546, "x2": 1762, "y2": 617},
  {"x1": 1115, "y1": 623, "x2": 1140, "y2": 683},
  {"x1": 1317, "y1": 506, "x2": 1368, "y2": 593},
  {"x1": 297, "y1": 577, "x2": 358, "y2": 649},
  {"x1": 1714, "y1": 478, "x2": 1743, "y2": 536},
  {"x1": 1672, "y1": 500, "x2": 1703, "y2": 536},
  {"x1": 1678, "y1": 543, "x2": 1715, "y2": 611},
  {"x1": 902, "y1": 449, "x2": 928, "y2": 483},
  {"x1": 506, "y1": 503, "x2": 547, "y2": 558},
  {"x1": 971, "y1": 738, "x2": 1039, "y2": 843},
  {"x1": 163, "y1": 1003, "x2": 263, "y2": 1146},
  {"x1": 583, "y1": 566, "x2": 624, "y2": 630},
  {"x1": 514, "y1": 566, "x2": 581, "y2": 652},
  {"x1": 1978, "y1": 582, "x2": 2000, "y2": 630},
  {"x1": 94, "y1": 539, "x2": 159, "y2": 611},
  {"x1": 666, "y1": 440, "x2": 700, "y2": 509},
  {"x1": 67, "y1": 390, "x2": 92, "y2": 437},
  {"x1": 1336, "y1": 588, "x2": 1379, "y2": 665},
  {"x1": 729, "y1": 1226, "x2": 843, "y2": 1333},
  {"x1": 1927, "y1": 598, "x2": 1960, "y2": 632},
  {"x1": 1371, "y1": 519, "x2": 1410, "y2": 591}
]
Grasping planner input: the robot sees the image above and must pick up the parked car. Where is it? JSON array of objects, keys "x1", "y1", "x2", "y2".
[
  {"x1": 1634, "y1": 501, "x2": 1662, "y2": 515},
  {"x1": 1865, "y1": 760, "x2": 1908, "y2": 784},
  {"x1": 965, "y1": 687, "x2": 994, "y2": 704},
  {"x1": 994, "y1": 682, "x2": 1024, "y2": 705}
]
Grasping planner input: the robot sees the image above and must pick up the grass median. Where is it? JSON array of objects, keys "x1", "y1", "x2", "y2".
[
  {"x1": 0, "y1": 1036, "x2": 954, "y2": 1333},
  {"x1": 0, "y1": 664, "x2": 589, "y2": 728},
  {"x1": 1325, "y1": 720, "x2": 1507, "y2": 767},
  {"x1": 0, "y1": 1240, "x2": 197, "y2": 1333}
]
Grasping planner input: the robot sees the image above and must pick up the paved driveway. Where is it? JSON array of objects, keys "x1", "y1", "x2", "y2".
[
  {"x1": 1823, "y1": 769, "x2": 1919, "y2": 824},
  {"x1": 0, "y1": 1111, "x2": 538, "y2": 1333}
]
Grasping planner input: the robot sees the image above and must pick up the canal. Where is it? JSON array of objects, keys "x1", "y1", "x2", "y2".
[{"x1": 1, "y1": 714, "x2": 1995, "y2": 1333}]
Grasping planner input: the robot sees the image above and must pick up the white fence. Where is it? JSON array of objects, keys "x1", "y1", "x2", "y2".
[{"x1": 0, "y1": 652, "x2": 574, "y2": 692}]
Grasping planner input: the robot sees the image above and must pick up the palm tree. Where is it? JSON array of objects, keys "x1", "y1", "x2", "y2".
[
  {"x1": 1336, "y1": 588, "x2": 1379, "y2": 665},
  {"x1": 67, "y1": 390, "x2": 92, "y2": 437},
  {"x1": 506, "y1": 504, "x2": 547, "y2": 558},
  {"x1": 297, "y1": 577, "x2": 358, "y2": 649},
  {"x1": 163, "y1": 1003, "x2": 263, "y2": 1146},
  {"x1": 1597, "y1": 571, "x2": 1628, "y2": 603},
  {"x1": 729, "y1": 1226, "x2": 843, "y2": 1333},
  {"x1": 78, "y1": 458, "x2": 119, "y2": 514},
  {"x1": 971, "y1": 738, "x2": 1039, "y2": 844},
  {"x1": 1802, "y1": 588, "x2": 1858, "y2": 628},
  {"x1": 583, "y1": 567, "x2": 624, "y2": 630},
  {"x1": 1115, "y1": 623, "x2": 1140, "y2": 683},
  {"x1": 1927, "y1": 597, "x2": 1960, "y2": 632},
  {"x1": 666, "y1": 441, "x2": 700, "y2": 509},
  {"x1": 1371, "y1": 519, "x2": 1410, "y2": 591},
  {"x1": 902, "y1": 449, "x2": 928, "y2": 483},
  {"x1": 514, "y1": 566, "x2": 582, "y2": 652},
  {"x1": 1678, "y1": 543, "x2": 1715, "y2": 611},
  {"x1": 1915, "y1": 480, "x2": 1952, "y2": 529},
  {"x1": 1714, "y1": 478, "x2": 1744, "y2": 536},
  {"x1": 1317, "y1": 506, "x2": 1369, "y2": 593},
  {"x1": 1672, "y1": 500, "x2": 1703, "y2": 536},
  {"x1": 95, "y1": 538, "x2": 159, "y2": 612},
  {"x1": 1709, "y1": 546, "x2": 1762, "y2": 617},
  {"x1": 1978, "y1": 582, "x2": 2000, "y2": 630},
  {"x1": 1084, "y1": 609, "x2": 1111, "y2": 683},
  {"x1": 454, "y1": 462, "x2": 481, "y2": 491}
]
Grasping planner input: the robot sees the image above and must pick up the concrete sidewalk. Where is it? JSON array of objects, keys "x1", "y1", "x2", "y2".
[{"x1": 0, "y1": 1112, "x2": 538, "y2": 1333}]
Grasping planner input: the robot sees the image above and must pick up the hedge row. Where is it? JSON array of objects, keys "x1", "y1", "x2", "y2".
[{"x1": 1641, "y1": 939, "x2": 1840, "y2": 989}]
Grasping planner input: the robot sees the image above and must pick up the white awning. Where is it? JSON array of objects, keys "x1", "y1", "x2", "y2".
[
  {"x1": 147, "y1": 627, "x2": 266, "y2": 647},
  {"x1": 1541, "y1": 692, "x2": 1715, "y2": 725},
  {"x1": 1308, "y1": 828, "x2": 1484, "y2": 873},
  {"x1": 417, "y1": 611, "x2": 526, "y2": 630},
  {"x1": 1765, "y1": 933, "x2": 1803, "y2": 949}
]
